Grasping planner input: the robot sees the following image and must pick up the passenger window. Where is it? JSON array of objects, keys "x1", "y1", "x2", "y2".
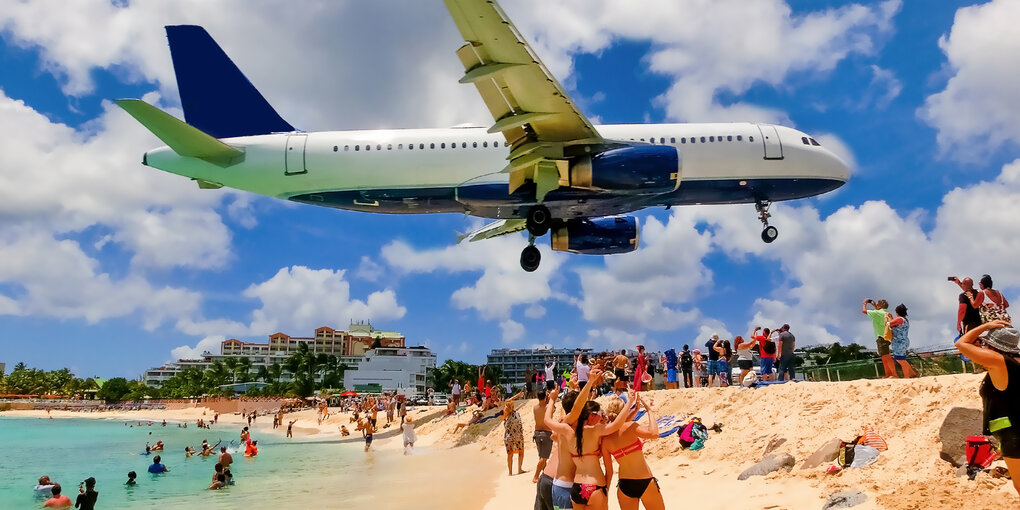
[
  {"x1": 483, "y1": 141, "x2": 488, "y2": 148},
  {"x1": 355, "y1": 145, "x2": 360, "y2": 151},
  {"x1": 640, "y1": 138, "x2": 645, "y2": 142},
  {"x1": 700, "y1": 137, "x2": 706, "y2": 143},
  {"x1": 473, "y1": 142, "x2": 477, "y2": 148},
  {"x1": 690, "y1": 138, "x2": 695, "y2": 144},
  {"x1": 333, "y1": 145, "x2": 338, "y2": 152},
  {"x1": 344, "y1": 145, "x2": 349, "y2": 151},
  {"x1": 420, "y1": 143, "x2": 425, "y2": 150},
  {"x1": 709, "y1": 136, "x2": 715, "y2": 142},
  {"x1": 737, "y1": 135, "x2": 742, "y2": 141},
  {"x1": 660, "y1": 137, "x2": 665, "y2": 144},
  {"x1": 441, "y1": 143, "x2": 446, "y2": 149},
  {"x1": 681, "y1": 138, "x2": 686, "y2": 144},
  {"x1": 376, "y1": 144, "x2": 381, "y2": 151},
  {"x1": 430, "y1": 143, "x2": 435, "y2": 149},
  {"x1": 727, "y1": 136, "x2": 733, "y2": 142},
  {"x1": 387, "y1": 144, "x2": 393, "y2": 150},
  {"x1": 366, "y1": 145, "x2": 371, "y2": 151},
  {"x1": 462, "y1": 142, "x2": 467, "y2": 148},
  {"x1": 409, "y1": 144, "x2": 414, "y2": 150},
  {"x1": 670, "y1": 137, "x2": 676, "y2": 144},
  {"x1": 749, "y1": 136, "x2": 754, "y2": 142},
  {"x1": 398, "y1": 144, "x2": 403, "y2": 149}
]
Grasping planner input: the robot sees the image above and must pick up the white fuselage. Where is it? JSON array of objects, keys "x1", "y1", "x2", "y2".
[{"x1": 144, "y1": 122, "x2": 848, "y2": 218}]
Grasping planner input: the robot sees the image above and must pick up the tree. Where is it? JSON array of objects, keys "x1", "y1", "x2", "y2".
[
  {"x1": 96, "y1": 377, "x2": 131, "y2": 403},
  {"x1": 234, "y1": 357, "x2": 252, "y2": 383},
  {"x1": 223, "y1": 357, "x2": 240, "y2": 383}
]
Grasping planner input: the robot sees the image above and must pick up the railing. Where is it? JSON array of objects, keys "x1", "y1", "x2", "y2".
[{"x1": 799, "y1": 348, "x2": 977, "y2": 382}]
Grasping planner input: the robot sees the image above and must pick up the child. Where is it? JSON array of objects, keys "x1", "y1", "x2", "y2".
[
  {"x1": 125, "y1": 472, "x2": 136, "y2": 486},
  {"x1": 402, "y1": 416, "x2": 417, "y2": 455}
]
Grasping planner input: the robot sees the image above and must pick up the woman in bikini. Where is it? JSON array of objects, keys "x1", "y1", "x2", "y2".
[
  {"x1": 602, "y1": 394, "x2": 663, "y2": 510},
  {"x1": 546, "y1": 389, "x2": 637, "y2": 509}
]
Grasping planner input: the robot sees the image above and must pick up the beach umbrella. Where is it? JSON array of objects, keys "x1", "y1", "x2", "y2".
[{"x1": 338, "y1": 391, "x2": 357, "y2": 397}]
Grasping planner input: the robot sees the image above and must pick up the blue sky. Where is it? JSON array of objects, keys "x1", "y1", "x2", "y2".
[{"x1": 1, "y1": 0, "x2": 1019, "y2": 379}]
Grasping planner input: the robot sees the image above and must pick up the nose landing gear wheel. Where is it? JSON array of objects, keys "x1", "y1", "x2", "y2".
[
  {"x1": 755, "y1": 200, "x2": 778, "y2": 244},
  {"x1": 520, "y1": 245, "x2": 541, "y2": 272},
  {"x1": 526, "y1": 205, "x2": 551, "y2": 237},
  {"x1": 761, "y1": 225, "x2": 778, "y2": 243}
]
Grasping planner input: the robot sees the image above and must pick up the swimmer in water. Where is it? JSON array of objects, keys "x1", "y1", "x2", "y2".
[
  {"x1": 244, "y1": 440, "x2": 258, "y2": 457},
  {"x1": 185, "y1": 446, "x2": 195, "y2": 458},
  {"x1": 125, "y1": 472, "x2": 136, "y2": 486}
]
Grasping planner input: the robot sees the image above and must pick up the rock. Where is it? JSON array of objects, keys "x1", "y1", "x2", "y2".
[
  {"x1": 821, "y1": 489, "x2": 867, "y2": 510},
  {"x1": 738, "y1": 452, "x2": 795, "y2": 480},
  {"x1": 763, "y1": 436, "x2": 787, "y2": 457},
  {"x1": 802, "y1": 437, "x2": 842, "y2": 469},
  {"x1": 939, "y1": 407, "x2": 983, "y2": 467}
]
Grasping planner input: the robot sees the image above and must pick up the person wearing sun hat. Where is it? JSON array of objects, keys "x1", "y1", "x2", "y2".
[{"x1": 956, "y1": 319, "x2": 1020, "y2": 497}]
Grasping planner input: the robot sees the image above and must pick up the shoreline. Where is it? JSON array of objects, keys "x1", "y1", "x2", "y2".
[{"x1": 4, "y1": 374, "x2": 1017, "y2": 509}]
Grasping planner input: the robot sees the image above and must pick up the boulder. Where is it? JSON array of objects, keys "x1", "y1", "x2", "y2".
[
  {"x1": 801, "y1": 437, "x2": 842, "y2": 469},
  {"x1": 762, "y1": 436, "x2": 787, "y2": 457},
  {"x1": 938, "y1": 407, "x2": 983, "y2": 467},
  {"x1": 821, "y1": 489, "x2": 868, "y2": 510},
  {"x1": 737, "y1": 452, "x2": 795, "y2": 480}
]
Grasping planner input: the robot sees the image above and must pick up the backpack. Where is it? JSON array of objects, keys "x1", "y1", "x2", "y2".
[
  {"x1": 763, "y1": 338, "x2": 777, "y2": 355},
  {"x1": 837, "y1": 440, "x2": 856, "y2": 468},
  {"x1": 680, "y1": 350, "x2": 693, "y2": 367}
]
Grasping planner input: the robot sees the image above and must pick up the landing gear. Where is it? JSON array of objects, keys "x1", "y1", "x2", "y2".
[
  {"x1": 526, "y1": 205, "x2": 551, "y2": 236},
  {"x1": 756, "y1": 200, "x2": 778, "y2": 244},
  {"x1": 520, "y1": 242, "x2": 541, "y2": 272}
]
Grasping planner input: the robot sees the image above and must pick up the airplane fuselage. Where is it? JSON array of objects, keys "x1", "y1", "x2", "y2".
[{"x1": 144, "y1": 122, "x2": 848, "y2": 221}]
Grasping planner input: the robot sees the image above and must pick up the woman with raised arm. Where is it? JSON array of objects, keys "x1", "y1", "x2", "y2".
[
  {"x1": 956, "y1": 319, "x2": 1020, "y2": 497},
  {"x1": 545, "y1": 386, "x2": 638, "y2": 509},
  {"x1": 602, "y1": 394, "x2": 664, "y2": 510}
]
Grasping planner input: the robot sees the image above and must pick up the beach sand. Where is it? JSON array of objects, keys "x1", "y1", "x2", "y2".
[{"x1": 5, "y1": 373, "x2": 1016, "y2": 509}]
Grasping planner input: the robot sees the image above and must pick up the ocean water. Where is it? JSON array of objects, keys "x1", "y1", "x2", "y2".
[{"x1": 0, "y1": 417, "x2": 382, "y2": 509}]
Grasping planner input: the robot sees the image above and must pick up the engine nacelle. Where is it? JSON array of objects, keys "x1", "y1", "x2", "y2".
[
  {"x1": 570, "y1": 145, "x2": 680, "y2": 194},
  {"x1": 551, "y1": 216, "x2": 639, "y2": 255}
]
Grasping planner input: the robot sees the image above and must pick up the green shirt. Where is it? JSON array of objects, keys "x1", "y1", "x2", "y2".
[{"x1": 867, "y1": 309, "x2": 888, "y2": 337}]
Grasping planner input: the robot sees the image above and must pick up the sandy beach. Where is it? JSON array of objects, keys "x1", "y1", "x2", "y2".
[{"x1": 4, "y1": 373, "x2": 1016, "y2": 509}]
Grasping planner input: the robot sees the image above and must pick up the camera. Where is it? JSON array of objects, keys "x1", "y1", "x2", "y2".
[{"x1": 947, "y1": 276, "x2": 956, "y2": 281}]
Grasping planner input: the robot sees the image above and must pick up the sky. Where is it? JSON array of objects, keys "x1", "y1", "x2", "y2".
[{"x1": 1, "y1": 0, "x2": 1019, "y2": 379}]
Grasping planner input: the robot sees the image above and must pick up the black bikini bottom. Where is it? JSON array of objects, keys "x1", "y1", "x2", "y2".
[
  {"x1": 618, "y1": 477, "x2": 659, "y2": 499},
  {"x1": 570, "y1": 482, "x2": 608, "y2": 505}
]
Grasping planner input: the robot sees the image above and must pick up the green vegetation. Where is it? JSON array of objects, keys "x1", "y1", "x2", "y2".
[{"x1": 427, "y1": 360, "x2": 504, "y2": 393}]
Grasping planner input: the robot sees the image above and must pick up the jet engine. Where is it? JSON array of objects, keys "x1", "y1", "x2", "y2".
[
  {"x1": 550, "y1": 216, "x2": 639, "y2": 255},
  {"x1": 569, "y1": 145, "x2": 679, "y2": 194}
]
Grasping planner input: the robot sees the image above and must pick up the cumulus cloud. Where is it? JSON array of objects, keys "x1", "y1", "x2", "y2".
[
  {"x1": 919, "y1": 0, "x2": 1020, "y2": 156},
  {"x1": 499, "y1": 319, "x2": 525, "y2": 344},
  {"x1": 381, "y1": 236, "x2": 565, "y2": 320},
  {"x1": 171, "y1": 335, "x2": 225, "y2": 360},
  {"x1": 243, "y1": 266, "x2": 406, "y2": 335}
]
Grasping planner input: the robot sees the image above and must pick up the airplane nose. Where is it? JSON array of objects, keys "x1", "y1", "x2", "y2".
[{"x1": 828, "y1": 150, "x2": 850, "y2": 183}]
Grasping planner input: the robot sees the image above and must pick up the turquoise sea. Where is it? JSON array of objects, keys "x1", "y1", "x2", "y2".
[{"x1": 0, "y1": 416, "x2": 405, "y2": 509}]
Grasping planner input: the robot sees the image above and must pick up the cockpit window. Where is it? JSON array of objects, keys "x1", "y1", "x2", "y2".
[
  {"x1": 802, "y1": 137, "x2": 810, "y2": 145},
  {"x1": 810, "y1": 138, "x2": 821, "y2": 146}
]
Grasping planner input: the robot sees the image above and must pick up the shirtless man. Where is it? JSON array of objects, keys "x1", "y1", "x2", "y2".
[
  {"x1": 286, "y1": 420, "x2": 297, "y2": 438},
  {"x1": 532, "y1": 388, "x2": 553, "y2": 484},
  {"x1": 361, "y1": 418, "x2": 376, "y2": 452},
  {"x1": 613, "y1": 350, "x2": 630, "y2": 391},
  {"x1": 218, "y1": 446, "x2": 233, "y2": 471},
  {"x1": 535, "y1": 370, "x2": 605, "y2": 510}
]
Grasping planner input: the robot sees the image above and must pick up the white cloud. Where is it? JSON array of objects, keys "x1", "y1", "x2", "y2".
[
  {"x1": 382, "y1": 236, "x2": 565, "y2": 320},
  {"x1": 524, "y1": 304, "x2": 546, "y2": 319},
  {"x1": 499, "y1": 319, "x2": 525, "y2": 344},
  {"x1": 171, "y1": 335, "x2": 225, "y2": 360},
  {"x1": 920, "y1": 0, "x2": 1020, "y2": 156},
  {"x1": 355, "y1": 256, "x2": 385, "y2": 282},
  {"x1": 866, "y1": 65, "x2": 902, "y2": 109},
  {"x1": 243, "y1": 266, "x2": 406, "y2": 336}
]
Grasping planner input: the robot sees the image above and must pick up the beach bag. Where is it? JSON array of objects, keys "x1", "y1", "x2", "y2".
[
  {"x1": 857, "y1": 425, "x2": 888, "y2": 451},
  {"x1": 763, "y1": 338, "x2": 777, "y2": 355},
  {"x1": 681, "y1": 350, "x2": 693, "y2": 367},
  {"x1": 883, "y1": 315, "x2": 893, "y2": 341},
  {"x1": 837, "y1": 439, "x2": 859, "y2": 468},
  {"x1": 979, "y1": 291, "x2": 1011, "y2": 324}
]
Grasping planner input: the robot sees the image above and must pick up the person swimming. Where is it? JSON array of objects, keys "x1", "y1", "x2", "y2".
[
  {"x1": 125, "y1": 472, "x2": 136, "y2": 486},
  {"x1": 34, "y1": 475, "x2": 55, "y2": 498},
  {"x1": 244, "y1": 440, "x2": 258, "y2": 457}
]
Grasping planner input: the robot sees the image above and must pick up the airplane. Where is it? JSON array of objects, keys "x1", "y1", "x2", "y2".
[{"x1": 117, "y1": 0, "x2": 849, "y2": 272}]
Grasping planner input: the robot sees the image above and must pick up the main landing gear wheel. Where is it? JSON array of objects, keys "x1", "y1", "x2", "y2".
[
  {"x1": 520, "y1": 244, "x2": 541, "y2": 272},
  {"x1": 526, "y1": 205, "x2": 551, "y2": 236},
  {"x1": 755, "y1": 200, "x2": 778, "y2": 244}
]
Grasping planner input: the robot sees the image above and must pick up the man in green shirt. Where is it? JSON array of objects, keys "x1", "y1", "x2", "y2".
[{"x1": 863, "y1": 298, "x2": 896, "y2": 378}]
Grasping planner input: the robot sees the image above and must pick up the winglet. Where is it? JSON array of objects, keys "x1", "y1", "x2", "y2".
[{"x1": 115, "y1": 99, "x2": 244, "y2": 167}]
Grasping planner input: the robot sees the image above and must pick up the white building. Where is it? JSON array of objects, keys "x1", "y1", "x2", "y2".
[{"x1": 343, "y1": 346, "x2": 436, "y2": 397}]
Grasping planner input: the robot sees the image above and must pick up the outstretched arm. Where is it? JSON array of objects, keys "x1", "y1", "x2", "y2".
[
  {"x1": 563, "y1": 370, "x2": 605, "y2": 425},
  {"x1": 956, "y1": 320, "x2": 1010, "y2": 372},
  {"x1": 862, "y1": 299, "x2": 871, "y2": 314},
  {"x1": 635, "y1": 395, "x2": 659, "y2": 439},
  {"x1": 544, "y1": 391, "x2": 573, "y2": 435},
  {"x1": 602, "y1": 390, "x2": 639, "y2": 436}
]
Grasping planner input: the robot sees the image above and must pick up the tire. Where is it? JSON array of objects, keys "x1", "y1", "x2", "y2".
[
  {"x1": 520, "y1": 245, "x2": 541, "y2": 272},
  {"x1": 526, "y1": 206, "x2": 551, "y2": 236},
  {"x1": 761, "y1": 226, "x2": 778, "y2": 243}
]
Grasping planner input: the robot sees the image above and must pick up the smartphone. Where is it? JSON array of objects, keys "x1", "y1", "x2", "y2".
[{"x1": 947, "y1": 276, "x2": 956, "y2": 281}]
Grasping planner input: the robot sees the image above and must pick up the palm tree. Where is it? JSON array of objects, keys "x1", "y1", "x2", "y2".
[
  {"x1": 235, "y1": 357, "x2": 252, "y2": 383},
  {"x1": 222, "y1": 357, "x2": 240, "y2": 383},
  {"x1": 205, "y1": 361, "x2": 230, "y2": 389}
]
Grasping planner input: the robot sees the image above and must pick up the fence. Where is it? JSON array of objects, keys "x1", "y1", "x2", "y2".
[{"x1": 800, "y1": 348, "x2": 977, "y2": 382}]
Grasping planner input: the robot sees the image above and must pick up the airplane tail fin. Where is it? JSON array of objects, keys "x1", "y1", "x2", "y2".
[
  {"x1": 115, "y1": 99, "x2": 243, "y2": 167},
  {"x1": 165, "y1": 25, "x2": 295, "y2": 139}
]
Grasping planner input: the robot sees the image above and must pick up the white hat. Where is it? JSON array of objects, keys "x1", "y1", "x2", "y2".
[
  {"x1": 710, "y1": 333, "x2": 720, "y2": 340},
  {"x1": 981, "y1": 328, "x2": 1020, "y2": 355}
]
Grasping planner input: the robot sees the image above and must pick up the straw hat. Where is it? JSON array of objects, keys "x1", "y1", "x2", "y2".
[{"x1": 982, "y1": 327, "x2": 1020, "y2": 355}]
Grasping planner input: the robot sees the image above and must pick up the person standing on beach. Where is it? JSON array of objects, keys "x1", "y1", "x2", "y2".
[
  {"x1": 887, "y1": 305, "x2": 917, "y2": 378},
  {"x1": 971, "y1": 274, "x2": 1011, "y2": 325},
  {"x1": 680, "y1": 345, "x2": 694, "y2": 388},
  {"x1": 287, "y1": 420, "x2": 297, "y2": 438},
  {"x1": 532, "y1": 388, "x2": 554, "y2": 484},
  {"x1": 451, "y1": 379, "x2": 462, "y2": 405},
  {"x1": 952, "y1": 277, "x2": 983, "y2": 334},
  {"x1": 753, "y1": 328, "x2": 775, "y2": 381},
  {"x1": 662, "y1": 348, "x2": 678, "y2": 390},
  {"x1": 955, "y1": 319, "x2": 1020, "y2": 497},
  {"x1": 863, "y1": 299, "x2": 897, "y2": 378},
  {"x1": 544, "y1": 359, "x2": 558, "y2": 391},
  {"x1": 575, "y1": 353, "x2": 591, "y2": 388},
  {"x1": 542, "y1": 372, "x2": 606, "y2": 510},
  {"x1": 502, "y1": 390, "x2": 527, "y2": 475},
  {"x1": 602, "y1": 395, "x2": 664, "y2": 510},
  {"x1": 735, "y1": 336, "x2": 756, "y2": 386},
  {"x1": 633, "y1": 345, "x2": 648, "y2": 391},
  {"x1": 704, "y1": 335, "x2": 720, "y2": 387},
  {"x1": 361, "y1": 418, "x2": 376, "y2": 452},
  {"x1": 776, "y1": 324, "x2": 797, "y2": 381},
  {"x1": 74, "y1": 477, "x2": 97, "y2": 510}
]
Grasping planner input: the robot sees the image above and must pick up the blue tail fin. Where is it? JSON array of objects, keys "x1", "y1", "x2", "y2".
[{"x1": 165, "y1": 25, "x2": 295, "y2": 138}]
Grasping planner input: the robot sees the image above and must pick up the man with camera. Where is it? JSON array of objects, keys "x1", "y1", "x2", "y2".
[
  {"x1": 862, "y1": 298, "x2": 896, "y2": 378},
  {"x1": 950, "y1": 276, "x2": 983, "y2": 335},
  {"x1": 75, "y1": 477, "x2": 98, "y2": 510}
]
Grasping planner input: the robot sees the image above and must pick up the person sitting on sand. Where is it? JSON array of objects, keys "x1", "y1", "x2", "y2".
[
  {"x1": 339, "y1": 425, "x2": 351, "y2": 437},
  {"x1": 125, "y1": 472, "x2": 136, "y2": 486},
  {"x1": 602, "y1": 394, "x2": 663, "y2": 510},
  {"x1": 42, "y1": 483, "x2": 72, "y2": 509},
  {"x1": 147, "y1": 455, "x2": 169, "y2": 474},
  {"x1": 502, "y1": 390, "x2": 527, "y2": 475},
  {"x1": 956, "y1": 319, "x2": 1020, "y2": 497}
]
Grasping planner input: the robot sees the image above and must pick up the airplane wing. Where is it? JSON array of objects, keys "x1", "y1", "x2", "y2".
[
  {"x1": 457, "y1": 219, "x2": 527, "y2": 243},
  {"x1": 444, "y1": 0, "x2": 605, "y2": 199}
]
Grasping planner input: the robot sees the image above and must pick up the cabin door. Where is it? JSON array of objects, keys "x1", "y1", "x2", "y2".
[
  {"x1": 285, "y1": 134, "x2": 308, "y2": 175},
  {"x1": 756, "y1": 125, "x2": 784, "y2": 160}
]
